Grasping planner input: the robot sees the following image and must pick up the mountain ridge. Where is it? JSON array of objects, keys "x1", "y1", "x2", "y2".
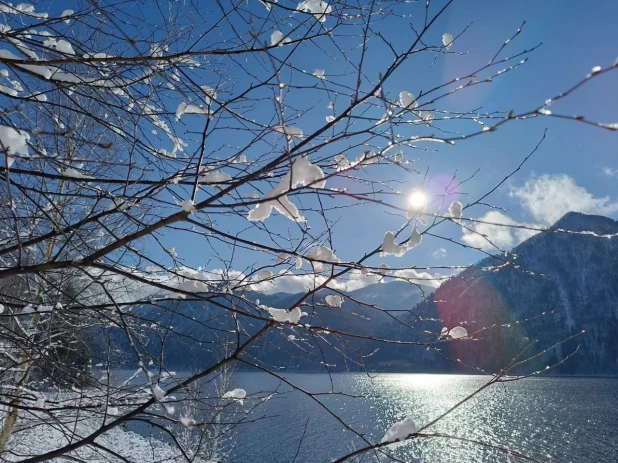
[
  {"x1": 96, "y1": 212, "x2": 618, "y2": 375},
  {"x1": 420, "y1": 211, "x2": 618, "y2": 374}
]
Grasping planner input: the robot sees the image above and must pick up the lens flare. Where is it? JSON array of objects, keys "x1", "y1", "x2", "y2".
[{"x1": 408, "y1": 190, "x2": 427, "y2": 211}]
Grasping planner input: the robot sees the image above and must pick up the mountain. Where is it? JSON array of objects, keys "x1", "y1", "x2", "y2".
[
  {"x1": 417, "y1": 212, "x2": 618, "y2": 375},
  {"x1": 92, "y1": 281, "x2": 433, "y2": 372},
  {"x1": 94, "y1": 212, "x2": 618, "y2": 375}
]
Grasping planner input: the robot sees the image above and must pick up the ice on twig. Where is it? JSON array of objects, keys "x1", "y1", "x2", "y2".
[
  {"x1": 334, "y1": 154, "x2": 350, "y2": 171},
  {"x1": 378, "y1": 263, "x2": 391, "y2": 275},
  {"x1": 62, "y1": 167, "x2": 93, "y2": 179},
  {"x1": 151, "y1": 384, "x2": 166, "y2": 402},
  {"x1": 325, "y1": 295, "x2": 343, "y2": 308},
  {"x1": 180, "y1": 416, "x2": 196, "y2": 428},
  {"x1": 381, "y1": 232, "x2": 408, "y2": 257},
  {"x1": 176, "y1": 102, "x2": 211, "y2": 120},
  {"x1": 223, "y1": 388, "x2": 247, "y2": 405},
  {"x1": 248, "y1": 157, "x2": 325, "y2": 221},
  {"x1": 448, "y1": 201, "x2": 463, "y2": 219},
  {"x1": 297, "y1": 0, "x2": 332, "y2": 23},
  {"x1": 381, "y1": 417, "x2": 418, "y2": 443},
  {"x1": 448, "y1": 326, "x2": 468, "y2": 339},
  {"x1": 442, "y1": 33, "x2": 454, "y2": 50},
  {"x1": 267, "y1": 306, "x2": 305, "y2": 324},
  {"x1": 305, "y1": 246, "x2": 340, "y2": 272},
  {"x1": 180, "y1": 199, "x2": 196, "y2": 213},
  {"x1": 273, "y1": 125, "x2": 303, "y2": 139},
  {"x1": 0, "y1": 125, "x2": 30, "y2": 167},
  {"x1": 381, "y1": 227, "x2": 421, "y2": 257},
  {"x1": 399, "y1": 91, "x2": 418, "y2": 110},
  {"x1": 271, "y1": 30, "x2": 291, "y2": 46}
]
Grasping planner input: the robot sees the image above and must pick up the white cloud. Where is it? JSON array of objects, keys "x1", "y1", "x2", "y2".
[
  {"x1": 392, "y1": 269, "x2": 442, "y2": 288},
  {"x1": 461, "y1": 211, "x2": 539, "y2": 251},
  {"x1": 249, "y1": 269, "x2": 379, "y2": 295},
  {"x1": 250, "y1": 271, "x2": 322, "y2": 294},
  {"x1": 510, "y1": 173, "x2": 618, "y2": 225},
  {"x1": 77, "y1": 264, "x2": 445, "y2": 301},
  {"x1": 431, "y1": 248, "x2": 447, "y2": 259},
  {"x1": 461, "y1": 174, "x2": 618, "y2": 251}
]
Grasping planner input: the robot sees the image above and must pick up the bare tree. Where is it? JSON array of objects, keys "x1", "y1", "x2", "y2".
[{"x1": 0, "y1": 1, "x2": 615, "y2": 462}]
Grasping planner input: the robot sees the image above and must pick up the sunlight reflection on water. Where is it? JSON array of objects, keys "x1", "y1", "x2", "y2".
[{"x1": 228, "y1": 373, "x2": 618, "y2": 463}]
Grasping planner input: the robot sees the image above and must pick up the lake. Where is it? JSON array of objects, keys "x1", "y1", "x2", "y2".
[{"x1": 212, "y1": 373, "x2": 618, "y2": 462}]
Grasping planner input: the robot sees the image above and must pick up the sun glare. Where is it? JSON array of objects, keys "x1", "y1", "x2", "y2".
[{"x1": 408, "y1": 190, "x2": 427, "y2": 211}]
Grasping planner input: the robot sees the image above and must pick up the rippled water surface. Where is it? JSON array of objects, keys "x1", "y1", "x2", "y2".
[{"x1": 223, "y1": 374, "x2": 617, "y2": 462}]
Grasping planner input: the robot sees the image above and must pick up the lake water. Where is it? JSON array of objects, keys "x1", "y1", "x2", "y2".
[{"x1": 214, "y1": 373, "x2": 618, "y2": 462}]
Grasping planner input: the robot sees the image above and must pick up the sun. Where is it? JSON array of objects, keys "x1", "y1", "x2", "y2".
[{"x1": 408, "y1": 190, "x2": 427, "y2": 211}]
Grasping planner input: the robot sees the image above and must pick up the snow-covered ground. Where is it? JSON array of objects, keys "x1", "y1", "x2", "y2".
[
  {"x1": 3, "y1": 391, "x2": 215, "y2": 462},
  {"x1": 7, "y1": 418, "x2": 184, "y2": 462}
]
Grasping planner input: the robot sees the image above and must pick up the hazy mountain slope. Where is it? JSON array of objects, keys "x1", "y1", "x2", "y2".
[
  {"x1": 93, "y1": 212, "x2": 618, "y2": 375},
  {"x1": 418, "y1": 212, "x2": 618, "y2": 375}
]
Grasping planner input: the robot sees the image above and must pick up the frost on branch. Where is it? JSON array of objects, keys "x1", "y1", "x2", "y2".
[
  {"x1": 266, "y1": 306, "x2": 305, "y2": 324},
  {"x1": 325, "y1": 295, "x2": 343, "y2": 308},
  {"x1": 60, "y1": 9, "x2": 74, "y2": 23},
  {"x1": 62, "y1": 167, "x2": 93, "y2": 180},
  {"x1": 223, "y1": 388, "x2": 247, "y2": 406},
  {"x1": 0, "y1": 125, "x2": 30, "y2": 167},
  {"x1": 43, "y1": 38, "x2": 75, "y2": 55},
  {"x1": 381, "y1": 417, "x2": 418, "y2": 443},
  {"x1": 381, "y1": 232, "x2": 408, "y2": 257},
  {"x1": 297, "y1": 0, "x2": 332, "y2": 23},
  {"x1": 271, "y1": 30, "x2": 291, "y2": 46},
  {"x1": 180, "y1": 199, "x2": 196, "y2": 214},
  {"x1": 419, "y1": 110, "x2": 434, "y2": 124},
  {"x1": 179, "y1": 416, "x2": 196, "y2": 428},
  {"x1": 248, "y1": 157, "x2": 325, "y2": 222},
  {"x1": 313, "y1": 69, "x2": 325, "y2": 79},
  {"x1": 151, "y1": 384, "x2": 166, "y2": 402},
  {"x1": 399, "y1": 91, "x2": 418, "y2": 110},
  {"x1": 273, "y1": 125, "x2": 304, "y2": 140},
  {"x1": 334, "y1": 154, "x2": 350, "y2": 171},
  {"x1": 449, "y1": 326, "x2": 468, "y2": 339},
  {"x1": 305, "y1": 246, "x2": 341, "y2": 272},
  {"x1": 199, "y1": 169, "x2": 231, "y2": 184},
  {"x1": 176, "y1": 102, "x2": 211, "y2": 120},
  {"x1": 381, "y1": 227, "x2": 422, "y2": 257},
  {"x1": 442, "y1": 32, "x2": 454, "y2": 50},
  {"x1": 448, "y1": 200, "x2": 463, "y2": 219},
  {"x1": 408, "y1": 226, "x2": 422, "y2": 249},
  {"x1": 378, "y1": 263, "x2": 391, "y2": 275}
]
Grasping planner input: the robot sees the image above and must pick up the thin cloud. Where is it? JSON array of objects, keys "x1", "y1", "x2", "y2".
[
  {"x1": 431, "y1": 248, "x2": 447, "y2": 259},
  {"x1": 461, "y1": 210, "x2": 539, "y2": 251},
  {"x1": 602, "y1": 167, "x2": 618, "y2": 177},
  {"x1": 461, "y1": 174, "x2": 618, "y2": 251}
]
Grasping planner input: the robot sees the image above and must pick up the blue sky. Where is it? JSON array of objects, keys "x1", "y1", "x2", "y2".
[{"x1": 145, "y1": 0, "x2": 618, "y2": 290}]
